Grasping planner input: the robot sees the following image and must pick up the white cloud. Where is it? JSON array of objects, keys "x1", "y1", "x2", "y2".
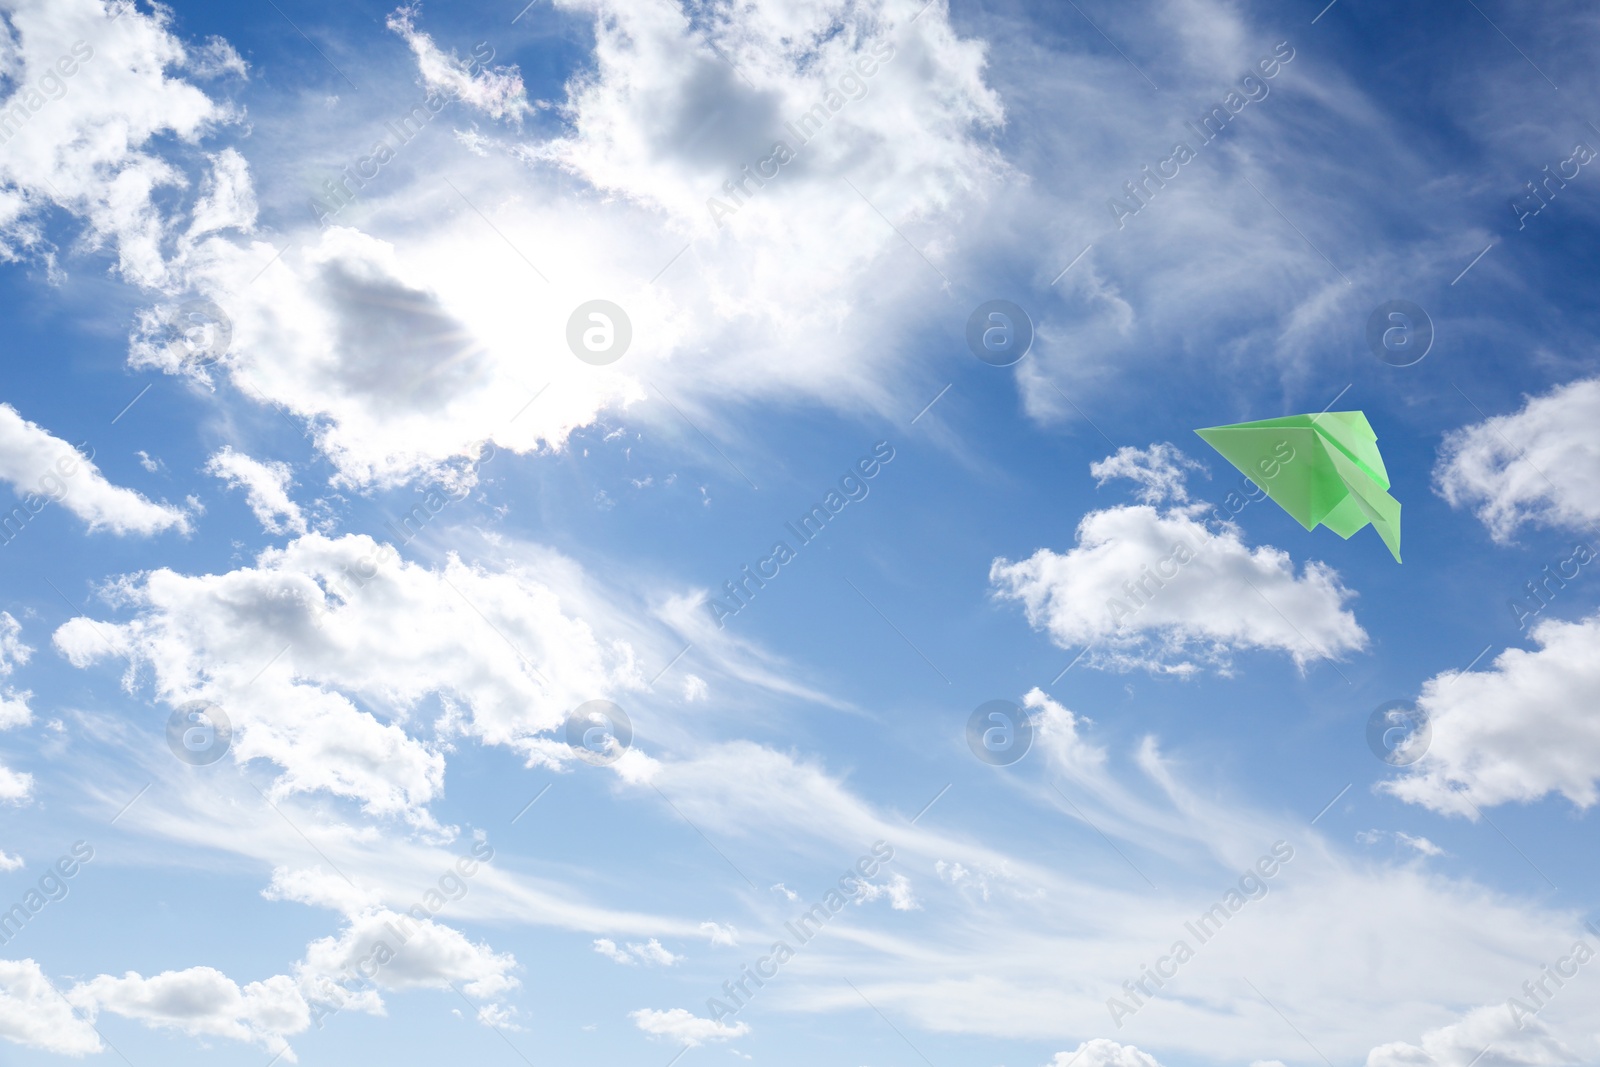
[
  {"x1": 41, "y1": 854, "x2": 523, "y2": 1059},
  {"x1": 700, "y1": 921, "x2": 739, "y2": 946},
  {"x1": 629, "y1": 938, "x2": 680, "y2": 965},
  {"x1": 990, "y1": 473, "x2": 1367, "y2": 675},
  {"x1": 0, "y1": 850, "x2": 20, "y2": 870},
  {"x1": 386, "y1": 5, "x2": 530, "y2": 122},
  {"x1": 0, "y1": 0, "x2": 234, "y2": 285},
  {"x1": 137, "y1": 224, "x2": 644, "y2": 490},
  {"x1": 205, "y1": 446, "x2": 307, "y2": 534},
  {"x1": 1090, "y1": 444, "x2": 1206, "y2": 504},
  {"x1": 0, "y1": 610, "x2": 33, "y2": 728},
  {"x1": 475, "y1": 1001, "x2": 522, "y2": 1030},
  {"x1": 53, "y1": 532, "x2": 644, "y2": 823},
  {"x1": 629, "y1": 737, "x2": 1600, "y2": 1065},
  {"x1": 295, "y1": 907, "x2": 519, "y2": 1003},
  {"x1": 534, "y1": 0, "x2": 1004, "y2": 230},
  {"x1": 186, "y1": 146, "x2": 256, "y2": 239},
  {"x1": 1357, "y1": 830, "x2": 1446, "y2": 858},
  {"x1": 629, "y1": 1006, "x2": 749, "y2": 1046},
  {"x1": 0, "y1": 611, "x2": 30, "y2": 675},
  {"x1": 1395, "y1": 833, "x2": 1444, "y2": 857},
  {"x1": 130, "y1": 0, "x2": 1006, "y2": 488},
  {"x1": 1364, "y1": 1004, "x2": 1578, "y2": 1067},
  {"x1": 592, "y1": 937, "x2": 635, "y2": 965},
  {"x1": 593, "y1": 935, "x2": 680, "y2": 966},
  {"x1": 70, "y1": 967, "x2": 308, "y2": 1057},
  {"x1": 0, "y1": 403, "x2": 188, "y2": 535},
  {"x1": 50, "y1": 896, "x2": 519, "y2": 1060},
  {"x1": 1363, "y1": 831, "x2": 1452, "y2": 857},
  {"x1": 1383, "y1": 613, "x2": 1600, "y2": 813},
  {"x1": 184, "y1": 35, "x2": 247, "y2": 81},
  {"x1": 46, "y1": 689, "x2": 1596, "y2": 1066},
  {"x1": 262, "y1": 864, "x2": 379, "y2": 915},
  {"x1": 1435, "y1": 376, "x2": 1600, "y2": 542},
  {"x1": 1024, "y1": 687, "x2": 1110, "y2": 781},
  {"x1": 0, "y1": 611, "x2": 33, "y2": 802},
  {"x1": 855, "y1": 871, "x2": 918, "y2": 911},
  {"x1": 1047, "y1": 1039, "x2": 1164, "y2": 1067},
  {"x1": 0, "y1": 764, "x2": 31, "y2": 802},
  {"x1": 0, "y1": 959, "x2": 101, "y2": 1055}
]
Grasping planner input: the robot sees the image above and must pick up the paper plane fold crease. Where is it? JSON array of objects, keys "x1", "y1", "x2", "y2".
[{"x1": 1195, "y1": 410, "x2": 1402, "y2": 563}]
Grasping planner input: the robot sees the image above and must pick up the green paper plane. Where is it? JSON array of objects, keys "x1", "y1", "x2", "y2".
[{"x1": 1195, "y1": 411, "x2": 1402, "y2": 563}]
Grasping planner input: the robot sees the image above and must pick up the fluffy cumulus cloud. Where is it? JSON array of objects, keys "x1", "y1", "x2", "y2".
[
  {"x1": 205, "y1": 445, "x2": 307, "y2": 534},
  {"x1": 0, "y1": 0, "x2": 237, "y2": 284},
  {"x1": 1383, "y1": 613, "x2": 1600, "y2": 814},
  {"x1": 0, "y1": 916, "x2": 517, "y2": 1061},
  {"x1": 1048, "y1": 1039, "x2": 1165, "y2": 1067},
  {"x1": 11, "y1": 853, "x2": 525, "y2": 1061},
  {"x1": 126, "y1": 0, "x2": 1006, "y2": 488},
  {"x1": 69, "y1": 967, "x2": 309, "y2": 1057},
  {"x1": 0, "y1": 959, "x2": 102, "y2": 1054},
  {"x1": 51, "y1": 532, "x2": 645, "y2": 823},
  {"x1": 1435, "y1": 376, "x2": 1600, "y2": 542},
  {"x1": 135, "y1": 224, "x2": 645, "y2": 489},
  {"x1": 295, "y1": 907, "x2": 519, "y2": 1005},
  {"x1": 0, "y1": 751, "x2": 29, "y2": 802},
  {"x1": 990, "y1": 448, "x2": 1366, "y2": 674},
  {"x1": 0, "y1": 403, "x2": 187, "y2": 535},
  {"x1": 41, "y1": 906, "x2": 516, "y2": 1059},
  {"x1": 629, "y1": 1006, "x2": 750, "y2": 1046},
  {"x1": 265, "y1": 859, "x2": 521, "y2": 1036},
  {"x1": 535, "y1": 0, "x2": 1003, "y2": 231}
]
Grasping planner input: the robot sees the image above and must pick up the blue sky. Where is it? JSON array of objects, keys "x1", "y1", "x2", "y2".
[{"x1": 1, "y1": 0, "x2": 1599, "y2": 1065}]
